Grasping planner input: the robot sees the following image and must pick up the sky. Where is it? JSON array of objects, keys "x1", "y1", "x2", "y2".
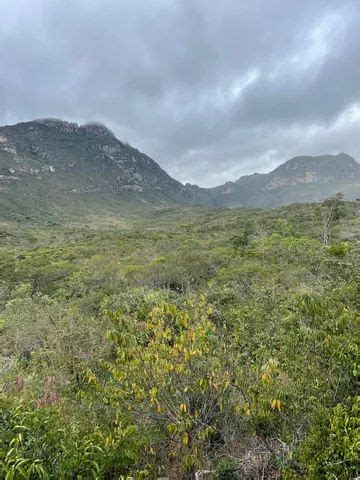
[{"x1": 0, "y1": 0, "x2": 359, "y2": 187}]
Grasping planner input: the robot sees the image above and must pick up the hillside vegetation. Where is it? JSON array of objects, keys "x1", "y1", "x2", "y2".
[
  {"x1": 0, "y1": 119, "x2": 209, "y2": 224},
  {"x1": 1, "y1": 201, "x2": 359, "y2": 479},
  {"x1": 1, "y1": 121, "x2": 360, "y2": 223}
]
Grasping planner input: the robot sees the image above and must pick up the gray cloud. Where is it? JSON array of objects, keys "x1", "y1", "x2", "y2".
[{"x1": 0, "y1": 0, "x2": 359, "y2": 186}]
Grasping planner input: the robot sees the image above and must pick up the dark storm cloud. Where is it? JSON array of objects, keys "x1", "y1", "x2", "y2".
[{"x1": 1, "y1": 0, "x2": 359, "y2": 186}]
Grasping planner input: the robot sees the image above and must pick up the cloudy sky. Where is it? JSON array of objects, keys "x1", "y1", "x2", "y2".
[{"x1": 0, "y1": 0, "x2": 359, "y2": 186}]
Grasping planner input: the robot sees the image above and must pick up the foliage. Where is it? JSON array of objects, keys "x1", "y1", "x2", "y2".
[
  {"x1": 0, "y1": 399, "x2": 143, "y2": 478},
  {"x1": 319, "y1": 192, "x2": 345, "y2": 244},
  {"x1": 1, "y1": 202, "x2": 359, "y2": 478},
  {"x1": 103, "y1": 295, "x2": 233, "y2": 474},
  {"x1": 328, "y1": 241, "x2": 350, "y2": 257},
  {"x1": 288, "y1": 396, "x2": 360, "y2": 479},
  {"x1": 213, "y1": 458, "x2": 239, "y2": 479}
]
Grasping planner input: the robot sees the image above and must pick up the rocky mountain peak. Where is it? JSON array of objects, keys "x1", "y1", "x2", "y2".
[
  {"x1": 265, "y1": 154, "x2": 360, "y2": 191},
  {"x1": 32, "y1": 118, "x2": 80, "y2": 134},
  {"x1": 0, "y1": 118, "x2": 211, "y2": 215},
  {"x1": 28, "y1": 118, "x2": 115, "y2": 137},
  {"x1": 210, "y1": 153, "x2": 360, "y2": 207},
  {"x1": 274, "y1": 153, "x2": 358, "y2": 172},
  {"x1": 80, "y1": 122, "x2": 115, "y2": 137}
]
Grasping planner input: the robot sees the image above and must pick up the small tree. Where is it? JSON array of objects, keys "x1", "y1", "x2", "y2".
[
  {"x1": 320, "y1": 192, "x2": 344, "y2": 245},
  {"x1": 103, "y1": 295, "x2": 232, "y2": 476}
]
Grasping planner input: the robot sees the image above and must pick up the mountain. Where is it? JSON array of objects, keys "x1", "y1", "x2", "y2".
[
  {"x1": 1, "y1": 119, "x2": 359, "y2": 221},
  {"x1": 209, "y1": 153, "x2": 360, "y2": 207},
  {"x1": 0, "y1": 119, "x2": 210, "y2": 222}
]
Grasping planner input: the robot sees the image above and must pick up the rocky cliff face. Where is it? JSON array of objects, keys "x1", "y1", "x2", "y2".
[
  {"x1": 263, "y1": 153, "x2": 360, "y2": 191},
  {"x1": 209, "y1": 153, "x2": 360, "y2": 207},
  {"x1": 0, "y1": 119, "x2": 208, "y2": 211}
]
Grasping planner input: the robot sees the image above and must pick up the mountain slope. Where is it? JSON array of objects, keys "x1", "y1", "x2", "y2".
[
  {"x1": 210, "y1": 153, "x2": 360, "y2": 207},
  {"x1": 0, "y1": 119, "x2": 210, "y2": 221},
  {"x1": 1, "y1": 119, "x2": 360, "y2": 221}
]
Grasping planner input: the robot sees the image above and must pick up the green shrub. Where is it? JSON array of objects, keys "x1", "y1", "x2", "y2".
[
  {"x1": 293, "y1": 397, "x2": 360, "y2": 479},
  {"x1": 213, "y1": 458, "x2": 239, "y2": 479},
  {"x1": 328, "y1": 241, "x2": 350, "y2": 256}
]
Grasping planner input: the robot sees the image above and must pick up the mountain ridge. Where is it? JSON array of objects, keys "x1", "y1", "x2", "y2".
[
  {"x1": 208, "y1": 153, "x2": 360, "y2": 207},
  {"x1": 0, "y1": 119, "x2": 212, "y2": 221},
  {"x1": 1, "y1": 118, "x2": 359, "y2": 221}
]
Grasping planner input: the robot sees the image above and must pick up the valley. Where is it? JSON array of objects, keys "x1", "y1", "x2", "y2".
[
  {"x1": 0, "y1": 120, "x2": 359, "y2": 479},
  {"x1": 1, "y1": 120, "x2": 360, "y2": 224},
  {"x1": 1, "y1": 200, "x2": 359, "y2": 478}
]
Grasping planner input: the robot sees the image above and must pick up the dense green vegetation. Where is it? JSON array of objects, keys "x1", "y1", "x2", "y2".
[{"x1": 1, "y1": 202, "x2": 359, "y2": 479}]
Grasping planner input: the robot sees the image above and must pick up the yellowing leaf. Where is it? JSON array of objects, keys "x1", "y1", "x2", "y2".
[
  {"x1": 166, "y1": 423, "x2": 177, "y2": 434},
  {"x1": 271, "y1": 399, "x2": 281, "y2": 411},
  {"x1": 183, "y1": 432, "x2": 189, "y2": 445},
  {"x1": 261, "y1": 372, "x2": 271, "y2": 384}
]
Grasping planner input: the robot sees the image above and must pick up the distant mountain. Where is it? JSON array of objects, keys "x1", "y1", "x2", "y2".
[
  {"x1": 1, "y1": 119, "x2": 359, "y2": 221},
  {"x1": 208, "y1": 153, "x2": 360, "y2": 207},
  {"x1": 0, "y1": 119, "x2": 209, "y2": 221}
]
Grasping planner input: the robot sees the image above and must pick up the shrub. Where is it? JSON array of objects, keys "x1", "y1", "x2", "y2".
[
  {"x1": 292, "y1": 397, "x2": 360, "y2": 479},
  {"x1": 213, "y1": 458, "x2": 239, "y2": 479},
  {"x1": 328, "y1": 241, "x2": 350, "y2": 257}
]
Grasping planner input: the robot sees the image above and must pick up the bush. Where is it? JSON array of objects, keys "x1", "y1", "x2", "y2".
[
  {"x1": 213, "y1": 458, "x2": 239, "y2": 479},
  {"x1": 328, "y1": 241, "x2": 350, "y2": 257},
  {"x1": 292, "y1": 397, "x2": 360, "y2": 479},
  {"x1": 0, "y1": 399, "x2": 143, "y2": 479}
]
